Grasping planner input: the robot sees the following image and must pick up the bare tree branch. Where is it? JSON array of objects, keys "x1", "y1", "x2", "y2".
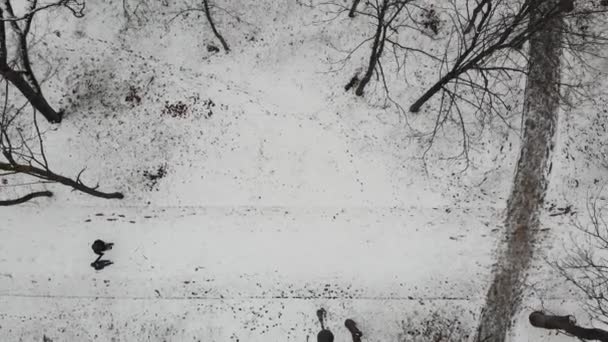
[
  {"x1": 410, "y1": 0, "x2": 608, "y2": 113},
  {"x1": 202, "y1": 0, "x2": 229, "y2": 52},
  {"x1": 0, "y1": 161, "x2": 124, "y2": 199},
  {"x1": 0, "y1": 190, "x2": 52, "y2": 205},
  {"x1": 529, "y1": 311, "x2": 608, "y2": 341},
  {"x1": 0, "y1": 0, "x2": 84, "y2": 22},
  {"x1": 0, "y1": 0, "x2": 87, "y2": 123}
]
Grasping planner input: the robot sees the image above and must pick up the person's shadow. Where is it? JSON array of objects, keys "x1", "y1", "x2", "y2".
[{"x1": 91, "y1": 259, "x2": 113, "y2": 270}]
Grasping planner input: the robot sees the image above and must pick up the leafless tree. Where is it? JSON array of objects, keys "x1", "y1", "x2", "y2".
[
  {"x1": 0, "y1": 79, "x2": 123, "y2": 205},
  {"x1": 318, "y1": 0, "x2": 606, "y2": 173},
  {"x1": 397, "y1": 0, "x2": 607, "y2": 169},
  {"x1": 530, "y1": 192, "x2": 608, "y2": 340},
  {"x1": 325, "y1": 0, "x2": 439, "y2": 97},
  {"x1": 473, "y1": 1, "x2": 566, "y2": 338},
  {"x1": 0, "y1": 0, "x2": 85, "y2": 123},
  {"x1": 548, "y1": 193, "x2": 608, "y2": 335},
  {"x1": 409, "y1": 0, "x2": 607, "y2": 113},
  {"x1": 354, "y1": 0, "x2": 410, "y2": 96},
  {"x1": 202, "y1": 0, "x2": 229, "y2": 52}
]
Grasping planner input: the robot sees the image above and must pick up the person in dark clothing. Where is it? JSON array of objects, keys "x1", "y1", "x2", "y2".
[
  {"x1": 91, "y1": 239, "x2": 114, "y2": 270},
  {"x1": 316, "y1": 308, "x2": 334, "y2": 342},
  {"x1": 317, "y1": 329, "x2": 334, "y2": 342},
  {"x1": 92, "y1": 239, "x2": 113, "y2": 262},
  {"x1": 345, "y1": 319, "x2": 362, "y2": 342}
]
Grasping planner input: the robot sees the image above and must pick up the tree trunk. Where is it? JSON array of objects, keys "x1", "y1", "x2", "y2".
[
  {"x1": 529, "y1": 311, "x2": 608, "y2": 341},
  {"x1": 348, "y1": 0, "x2": 362, "y2": 17},
  {"x1": 0, "y1": 68, "x2": 62, "y2": 123},
  {"x1": 0, "y1": 3, "x2": 59, "y2": 123},
  {"x1": 474, "y1": 1, "x2": 563, "y2": 341},
  {"x1": 203, "y1": 0, "x2": 230, "y2": 53},
  {"x1": 355, "y1": 2, "x2": 387, "y2": 96},
  {"x1": 17, "y1": 31, "x2": 42, "y2": 95}
]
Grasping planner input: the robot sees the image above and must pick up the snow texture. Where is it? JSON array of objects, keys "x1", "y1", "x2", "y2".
[{"x1": 0, "y1": 0, "x2": 607, "y2": 341}]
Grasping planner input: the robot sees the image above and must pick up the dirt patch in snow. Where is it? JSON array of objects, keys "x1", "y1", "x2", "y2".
[{"x1": 141, "y1": 164, "x2": 168, "y2": 191}]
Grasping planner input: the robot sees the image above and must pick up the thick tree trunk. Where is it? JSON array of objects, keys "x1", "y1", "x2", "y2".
[
  {"x1": 529, "y1": 311, "x2": 608, "y2": 341},
  {"x1": 0, "y1": 68, "x2": 62, "y2": 123},
  {"x1": 474, "y1": 2, "x2": 563, "y2": 341}
]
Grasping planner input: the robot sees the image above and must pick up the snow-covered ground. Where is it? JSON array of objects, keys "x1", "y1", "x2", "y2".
[
  {"x1": 0, "y1": 1, "x2": 607, "y2": 341},
  {"x1": 1, "y1": 205, "x2": 495, "y2": 341}
]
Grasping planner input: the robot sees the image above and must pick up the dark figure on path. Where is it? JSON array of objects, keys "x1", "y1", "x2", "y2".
[
  {"x1": 91, "y1": 239, "x2": 114, "y2": 270},
  {"x1": 316, "y1": 308, "x2": 334, "y2": 342},
  {"x1": 92, "y1": 239, "x2": 113, "y2": 261},
  {"x1": 317, "y1": 329, "x2": 334, "y2": 342},
  {"x1": 345, "y1": 319, "x2": 362, "y2": 342}
]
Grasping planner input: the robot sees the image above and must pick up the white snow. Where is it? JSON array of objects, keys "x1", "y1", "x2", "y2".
[{"x1": 0, "y1": 0, "x2": 607, "y2": 341}]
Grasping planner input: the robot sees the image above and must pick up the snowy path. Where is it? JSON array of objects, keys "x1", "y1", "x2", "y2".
[{"x1": 0, "y1": 205, "x2": 497, "y2": 340}]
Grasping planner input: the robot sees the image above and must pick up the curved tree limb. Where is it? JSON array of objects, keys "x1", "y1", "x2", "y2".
[
  {"x1": 0, "y1": 190, "x2": 52, "y2": 205},
  {"x1": 202, "y1": 0, "x2": 229, "y2": 52},
  {"x1": 0, "y1": 162, "x2": 124, "y2": 199},
  {"x1": 409, "y1": 0, "x2": 583, "y2": 113}
]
